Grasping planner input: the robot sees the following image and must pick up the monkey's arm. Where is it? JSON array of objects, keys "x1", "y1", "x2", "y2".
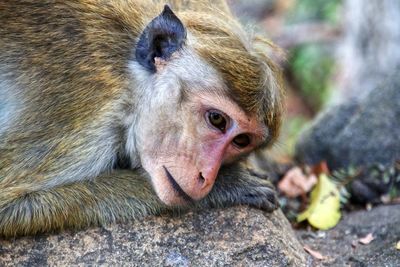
[
  {"x1": 198, "y1": 164, "x2": 279, "y2": 212},
  {"x1": 0, "y1": 170, "x2": 168, "y2": 238},
  {"x1": 0, "y1": 165, "x2": 277, "y2": 238}
]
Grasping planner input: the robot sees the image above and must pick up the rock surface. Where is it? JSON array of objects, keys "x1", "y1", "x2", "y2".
[
  {"x1": 297, "y1": 204, "x2": 400, "y2": 266},
  {"x1": 295, "y1": 73, "x2": 400, "y2": 170},
  {"x1": 0, "y1": 207, "x2": 310, "y2": 266}
]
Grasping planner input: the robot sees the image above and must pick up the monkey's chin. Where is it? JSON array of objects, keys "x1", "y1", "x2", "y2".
[
  {"x1": 157, "y1": 193, "x2": 191, "y2": 207},
  {"x1": 153, "y1": 166, "x2": 196, "y2": 207}
]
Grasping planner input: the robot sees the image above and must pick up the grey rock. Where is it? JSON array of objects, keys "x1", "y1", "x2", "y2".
[
  {"x1": 297, "y1": 204, "x2": 400, "y2": 266},
  {"x1": 0, "y1": 207, "x2": 310, "y2": 266},
  {"x1": 295, "y1": 73, "x2": 400, "y2": 170}
]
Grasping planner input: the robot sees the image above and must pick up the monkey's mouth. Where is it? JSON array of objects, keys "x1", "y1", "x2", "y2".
[{"x1": 163, "y1": 166, "x2": 193, "y2": 203}]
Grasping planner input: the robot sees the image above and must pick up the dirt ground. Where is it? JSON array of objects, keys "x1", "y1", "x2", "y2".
[{"x1": 296, "y1": 204, "x2": 400, "y2": 266}]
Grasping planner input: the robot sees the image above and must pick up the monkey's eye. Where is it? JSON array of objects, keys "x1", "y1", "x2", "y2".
[
  {"x1": 207, "y1": 111, "x2": 227, "y2": 132},
  {"x1": 233, "y1": 134, "x2": 251, "y2": 148}
]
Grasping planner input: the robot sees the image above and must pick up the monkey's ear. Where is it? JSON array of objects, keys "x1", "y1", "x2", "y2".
[{"x1": 135, "y1": 5, "x2": 187, "y2": 72}]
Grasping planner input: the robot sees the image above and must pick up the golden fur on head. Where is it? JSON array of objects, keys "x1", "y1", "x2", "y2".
[{"x1": 179, "y1": 11, "x2": 284, "y2": 145}]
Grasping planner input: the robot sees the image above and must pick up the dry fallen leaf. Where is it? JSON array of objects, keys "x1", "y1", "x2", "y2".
[
  {"x1": 312, "y1": 161, "x2": 330, "y2": 176},
  {"x1": 278, "y1": 167, "x2": 317, "y2": 198},
  {"x1": 304, "y1": 245, "x2": 326, "y2": 260},
  {"x1": 358, "y1": 233, "x2": 375, "y2": 245},
  {"x1": 297, "y1": 174, "x2": 341, "y2": 230},
  {"x1": 396, "y1": 241, "x2": 400, "y2": 250}
]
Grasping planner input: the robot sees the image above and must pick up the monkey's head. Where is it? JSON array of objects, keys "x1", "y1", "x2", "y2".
[{"x1": 127, "y1": 6, "x2": 283, "y2": 206}]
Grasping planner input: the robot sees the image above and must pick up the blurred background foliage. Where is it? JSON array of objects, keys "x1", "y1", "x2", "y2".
[
  {"x1": 286, "y1": 0, "x2": 341, "y2": 24},
  {"x1": 286, "y1": 0, "x2": 341, "y2": 111}
]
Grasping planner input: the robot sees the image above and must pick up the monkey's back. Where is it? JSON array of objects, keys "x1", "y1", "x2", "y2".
[
  {"x1": 0, "y1": 1, "x2": 135, "y2": 115},
  {"x1": 0, "y1": 0, "x2": 148, "y2": 182}
]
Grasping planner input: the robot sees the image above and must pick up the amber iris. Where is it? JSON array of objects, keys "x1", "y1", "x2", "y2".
[{"x1": 208, "y1": 111, "x2": 227, "y2": 132}]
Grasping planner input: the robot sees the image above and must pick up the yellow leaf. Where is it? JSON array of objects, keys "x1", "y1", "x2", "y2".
[
  {"x1": 297, "y1": 174, "x2": 341, "y2": 230},
  {"x1": 396, "y1": 241, "x2": 400, "y2": 250}
]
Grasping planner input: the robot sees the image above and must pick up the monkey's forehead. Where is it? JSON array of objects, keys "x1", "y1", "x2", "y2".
[
  {"x1": 192, "y1": 38, "x2": 282, "y2": 138},
  {"x1": 176, "y1": 12, "x2": 283, "y2": 144}
]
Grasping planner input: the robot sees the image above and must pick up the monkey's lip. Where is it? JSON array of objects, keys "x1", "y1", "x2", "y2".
[{"x1": 162, "y1": 166, "x2": 193, "y2": 203}]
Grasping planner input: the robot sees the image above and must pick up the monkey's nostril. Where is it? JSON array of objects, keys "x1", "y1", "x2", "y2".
[{"x1": 198, "y1": 172, "x2": 205, "y2": 184}]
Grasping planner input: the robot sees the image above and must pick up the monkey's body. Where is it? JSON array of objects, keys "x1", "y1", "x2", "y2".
[{"x1": 0, "y1": 0, "x2": 282, "y2": 237}]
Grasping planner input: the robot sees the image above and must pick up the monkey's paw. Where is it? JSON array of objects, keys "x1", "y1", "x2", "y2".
[
  {"x1": 236, "y1": 176, "x2": 279, "y2": 212},
  {"x1": 203, "y1": 174, "x2": 279, "y2": 212}
]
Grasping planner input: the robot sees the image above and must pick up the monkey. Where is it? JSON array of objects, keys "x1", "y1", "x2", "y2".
[{"x1": 0, "y1": 0, "x2": 283, "y2": 237}]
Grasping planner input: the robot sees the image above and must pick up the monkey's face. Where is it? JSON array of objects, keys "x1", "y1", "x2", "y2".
[
  {"x1": 127, "y1": 6, "x2": 278, "y2": 206},
  {"x1": 137, "y1": 97, "x2": 267, "y2": 205},
  {"x1": 129, "y1": 50, "x2": 268, "y2": 206}
]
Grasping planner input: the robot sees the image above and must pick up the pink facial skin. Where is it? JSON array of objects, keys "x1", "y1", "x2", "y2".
[{"x1": 140, "y1": 92, "x2": 267, "y2": 206}]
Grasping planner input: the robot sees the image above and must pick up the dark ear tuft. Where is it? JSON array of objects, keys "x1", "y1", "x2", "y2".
[{"x1": 135, "y1": 5, "x2": 186, "y2": 72}]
